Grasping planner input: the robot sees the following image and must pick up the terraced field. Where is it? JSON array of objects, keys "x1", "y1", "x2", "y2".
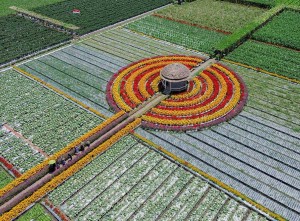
[{"x1": 48, "y1": 135, "x2": 267, "y2": 221}]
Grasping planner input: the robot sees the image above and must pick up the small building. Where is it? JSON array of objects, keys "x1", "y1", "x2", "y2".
[{"x1": 160, "y1": 63, "x2": 190, "y2": 94}]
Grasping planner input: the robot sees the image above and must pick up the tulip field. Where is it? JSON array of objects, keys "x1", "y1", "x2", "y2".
[{"x1": 0, "y1": 0, "x2": 300, "y2": 220}]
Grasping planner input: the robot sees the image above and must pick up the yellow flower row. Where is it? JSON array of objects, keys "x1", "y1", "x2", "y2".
[
  {"x1": 112, "y1": 56, "x2": 202, "y2": 112},
  {"x1": 160, "y1": 73, "x2": 214, "y2": 107},
  {"x1": 0, "y1": 111, "x2": 126, "y2": 197},
  {"x1": 123, "y1": 61, "x2": 199, "y2": 107},
  {"x1": 0, "y1": 118, "x2": 141, "y2": 221},
  {"x1": 170, "y1": 77, "x2": 202, "y2": 100},
  {"x1": 151, "y1": 67, "x2": 228, "y2": 116},
  {"x1": 139, "y1": 69, "x2": 159, "y2": 99}
]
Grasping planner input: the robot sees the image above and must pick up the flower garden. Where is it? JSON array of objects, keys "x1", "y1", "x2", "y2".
[{"x1": 1, "y1": 0, "x2": 300, "y2": 220}]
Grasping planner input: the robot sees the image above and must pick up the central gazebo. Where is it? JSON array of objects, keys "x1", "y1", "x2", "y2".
[{"x1": 160, "y1": 63, "x2": 190, "y2": 94}]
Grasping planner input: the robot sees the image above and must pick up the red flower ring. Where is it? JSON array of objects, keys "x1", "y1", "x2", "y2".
[{"x1": 106, "y1": 55, "x2": 247, "y2": 131}]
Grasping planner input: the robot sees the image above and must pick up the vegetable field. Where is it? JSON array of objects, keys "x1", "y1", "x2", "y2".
[
  {"x1": 0, "y1": 15, "x2": 70, "y2": 65},
  {"x1": 225, "y1": 40, "x2": 300, "y2": 80},
  {"x1": 253, "y1": 10, "x2": 300, "y2": 49},
  {"x1": 33, "y1": 0, "x2": 171, "y2": 34},
  {"x1": 19, "y1": 28, "x2": 206, "y2": 117},
  {"x1": 136, "y1": 62, "x2": 300, "y2": 221},
  {"x1": 0, "y1": 167, "x2": 13, "y2": 189},
  {"x1": 0, "y1": 70, "x2": 103, "y2": 155},
  {"x1": 0, "y1": 127, "x2": 44, "y2": 173},
  {"x1": 126, "y1": 16, "x2": 226, "y2": 55},
  {"x1": 48, "y1": 135, "x2": 267, "y2": 221},
  {"x1": 156, "y1": 0, "x2": 266, "y2": 32},
  {"x1": 16, "y1": 204, "x2": 53, "y2": 221}
]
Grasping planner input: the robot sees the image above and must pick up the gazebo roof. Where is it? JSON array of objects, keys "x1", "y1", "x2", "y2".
[{"x1": 160, "y1": 63, "x2": 190, "y2": 82}]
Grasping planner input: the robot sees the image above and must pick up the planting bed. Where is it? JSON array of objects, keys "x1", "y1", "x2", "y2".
[
  {"x1": 0, "y1": 126, "x2": 44, "y2": 173},
  {"x1": 48, "y1": 135, "x2": 267, "y2": 220},
  {"x1": 107, "y1": 55, "x2": 247, "y2": 131},
  {"x1": 0, "y1": 167, "x2": 13, "y2": 189},
  {"x1": 0, "y1": 15, "x2": 70, "y2": 65},
  {"x1": 16, "y1": 204, "x2": 53, "y2": 221},
  {"x1": 137, "y1": 62, "x2": 300, "y2": 221},
  {"x1": 19, "y1": 28, "x2": 206, "y2": 117},
  {"x1": 0, "y1": 70, "x2": 103, "y2": 156},
  {"x1": 33, "y1": 0, "x2": 171, "y2": 35},
  {"x1": 225, "y1": 40, "x2": 300, "y2": 80},
  {"x1": 125, "y1": 15, "x2": 226, "y2": 55},
  {"x1": 253, "y1": 10, "x2": 300, "y2": 50},
  {"x1": 156, "y1": 0, "x2": 266, "y2": 33}
]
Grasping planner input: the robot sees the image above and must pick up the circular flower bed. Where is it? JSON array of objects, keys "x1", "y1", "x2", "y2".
[{"x1": 106, "y1": 55, "x2": 248, "y2": 131}]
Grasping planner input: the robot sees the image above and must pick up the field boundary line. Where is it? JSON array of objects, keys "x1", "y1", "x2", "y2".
[
  {"x1": 16, "y1": 44, "x2": 73, "y2": 67},
  {"x1": 152, "y1": 13, "x2": 232, "y2": 35},
  {"x1": 123, "y1": 28, "x2": 210, "y2": 57},
  {"x1": 78, "y1": 4, "x2": 172, "y2": 42},
  {"x1": 0, "y1": 119, "x2": 141, "y2": 221},
  {"x1": 3, "y1": 124, "x2": 49, "y2": 158},
  {"x1": 133, "y1": 132, "x2": 285, "y2": 221},
  {"x1": 12, "y1": 66, "x2": 107, "y2": 119},
  {"x1": 10, "y1": 6, "x2": 79, "y2": 31},
  {"x1": 222, "y1": 59, "x2": 300, "y2": 84},
  {"x1": 0, "y1": 40, "x2": 72, "y2": 70},
  {"x1": 0, "y1": 156, "x2": 22, "y2": 178}
]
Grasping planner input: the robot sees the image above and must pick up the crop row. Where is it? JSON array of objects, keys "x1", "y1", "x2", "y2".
[
  {"x1": 0, "y1": 167, "x2": 13, "y2": 189},
  {"x1": 15, "y1": 204, "x2": 52, "y2": 221},
  {"x1": 33, "y1": 0, "x2": 171, "y2": 34},
  {"x1": 253, "y1": 10, "x2": 300, "y2": 49},
  {"x1": 0, "y1": 70, "x2": 102, "y2": 155},
  {"x1": 225, "y1": 40, "x2": 300, "y2": 80},
  {"x1": 0, "y1": 131, "x2": 44, "y2": 173},
  {"x1": 18, "y1": 27, "x2": 205, "y2": 118},
  {"x1": 48, "y1": 135, "x2": 266, "y2": 220},
  {"x1": 0, "y1": 15, "x2": 70, "y2": 65},
  {"x1": 125, "y1": 15, "x2": 226, "y2": 55},
  {"x1": 155, "y1": 0, "x2": 266, "y2": 33}
]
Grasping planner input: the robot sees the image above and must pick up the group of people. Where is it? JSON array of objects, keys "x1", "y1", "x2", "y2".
[{"x1": 56, "y1": 141, "x2": 91, "y2": 168}]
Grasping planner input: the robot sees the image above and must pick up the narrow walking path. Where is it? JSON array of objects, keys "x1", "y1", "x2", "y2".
[{"x1": 3, "y1": 124, "x2": 49, "y2": 158}]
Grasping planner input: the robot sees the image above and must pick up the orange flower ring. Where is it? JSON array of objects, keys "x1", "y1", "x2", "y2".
[{"x1": 106, "y1": 55, "x2": 248, "y2": 131}]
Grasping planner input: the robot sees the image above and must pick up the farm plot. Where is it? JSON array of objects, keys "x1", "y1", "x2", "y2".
[
  {"x1": 0, "y1": 167, "x2": 13, "y2": 189},
  {"x1": 136, "y1": 62, "x2": 300, "y2": 221},
  {"x1": 16, "y1": 204, "x2": 53, "y2": 221},
  {"x1": 48, "y1": 135, "x2": 267, "y2": 220},
  {"x1": 252, "y1": 10, "x2": 300, "y2": 50},
  {"x1": 18, "y1": 28, "x2": 206, "y2": 117},
  {"x1": 0, "y1": 126, "x2": 44, "y2": 173},
  {"x1": 0, "y1": 70, "x2": 103, "y2": 156},
  {"x1": 33, "y1": 0, "x2": 171, "y2": 35},
  {"x1": 225, "y1": 40, "x2": 300, "y2": 80},
  {"x1": 125, "y1": 15, "x2": 226, "y2": 55},
  {"x1": 0, "y1": 15, "x2": 70, "y2": 65},
  {"x1": 155, "y1": 0, "x2": 266, "y2": 33}
]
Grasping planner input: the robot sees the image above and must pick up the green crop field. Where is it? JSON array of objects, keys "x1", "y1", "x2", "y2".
[
  {"x1": 253, "y1": 10, "x2": 300, "y2": 49},
  {"x1": 33, "y1": 0, "x2": 171, "y2": 34},
  {"x1": 1, "y1": 0, "x2": 300, "y2": 221},
  {"x1": 0, "y1": 0, "x2": 64, "y2": 16},
  {"x1": 156, "y1": 0, "x2": 266, "y2": 32},
  {"x1": 226, "y1": 40, "x2": 300, "y2": 80},
  {"x1": 0, "y1": 15, "x2": 70, "y2": 65},
  {"x1": 126, "y1": 15, "x2": 226, "y2": 55}
]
